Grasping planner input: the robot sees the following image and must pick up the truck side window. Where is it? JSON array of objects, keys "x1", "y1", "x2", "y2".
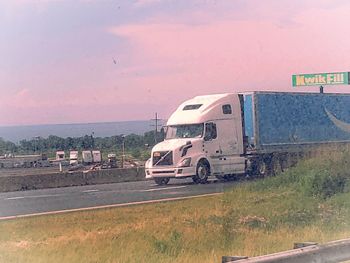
[
  {"x1": 222, "y1": 104, "x2": 232, "y2": 114},
  {"x1": 204, "y1": 123, "x2": 217, "y2": 141}
]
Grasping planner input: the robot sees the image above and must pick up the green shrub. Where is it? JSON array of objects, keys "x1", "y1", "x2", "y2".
[
  {"x1": 250, "y1": 151, "x2": 350, "y2": 199},
  {"x1": 301, "y1": 169, "x2": 347, "y2": 199}
]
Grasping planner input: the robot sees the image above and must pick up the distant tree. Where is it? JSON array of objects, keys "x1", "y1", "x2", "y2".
[
  {"x1": 19, "y1": 139, "x2": 33, "y2": 152},
  {"x1": 125, "y1": 134, "x2": 143, "y2": 149},
  {"x1": 144, "y1": 131, "x2": 155, "y2": 146},
  {"x1": 144, "y1": 130, "x2": 164, "y2": 146},
  {"x1": 0, "y1": 138, "x2": 17, "y2": 155},
  {"x1": 1, "y1": 130, "x2": 159, "y2": 160},
  {"x1": 131, "y1": 148, "x2": 141, "y2": 159},
  {"x1": 81, "y1": 135, "x2": 94, "y2": 149},
  {"x1": 64, "y1": 137, "x2": 74, "y2": 150},
  {"x1": 47, "y1": 135, "x2": 65, "y2": 150}
]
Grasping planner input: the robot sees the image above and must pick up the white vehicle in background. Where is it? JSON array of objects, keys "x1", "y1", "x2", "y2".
[
  {"x1": 92, "y1": 150, "x2": 102, "y2": 163},
  {"x1": 145, "y1": 92, "x2": 350, "y2": 185},
  {"x1": 82, "y1": 150, "x2": 93, "y2": 164},
  {"x1": 56, "y1": 151, "x2": 66, "y2": 161},
  {"x1": 69, "y1": 151, "x2": 79, "y2": 165}
]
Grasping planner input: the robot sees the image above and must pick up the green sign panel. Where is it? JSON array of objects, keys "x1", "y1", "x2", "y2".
[{"x1": 292, "y1": 72, "x2": 350, "y2": 87}]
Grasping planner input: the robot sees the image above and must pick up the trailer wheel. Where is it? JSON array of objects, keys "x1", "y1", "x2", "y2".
[
  {"x1": 193, "y1": 160, "x2": 210, "y2": 184},
  {"x1": 279, "y1": 154, "x2": 289, "y2": 172},
  {"x1": 254, "y1": 159, "x2": 267, "y2": 178},
  {"x1": 154, "y1": 177, "x2": 170, "y2": 185},
  {"x1": 271, "y1": 156, "x2": 282, "y2": 176}
]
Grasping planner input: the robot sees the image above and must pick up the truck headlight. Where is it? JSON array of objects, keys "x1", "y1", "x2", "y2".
[{"x1": 178, "y1": 157, "x2": 191, "y2": 167}]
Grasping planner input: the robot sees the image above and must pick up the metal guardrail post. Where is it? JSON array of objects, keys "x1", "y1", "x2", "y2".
[
  {"x1": 293, "y1": 242, "x2": 318, "y2": 249},
  {"x1": 222, "y1": 238, "x2": 350, "y2": 263},
  {"x1": 222, "y1": 256, "x2": 248, "y2": 263}
]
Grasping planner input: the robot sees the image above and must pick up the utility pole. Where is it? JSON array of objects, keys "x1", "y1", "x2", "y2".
[
  {"x1": 121, "y1": 134, "x2": 126, "y2": 168},
  {"x1": 150, "y1": 113, "x2": 163, "y2": 144},
  {"x1": 91, "y1": 132, "x2": 95, "y2": 149},
  {"x1": 33, "y1": 136, "x2": 40, "y2": 154}
]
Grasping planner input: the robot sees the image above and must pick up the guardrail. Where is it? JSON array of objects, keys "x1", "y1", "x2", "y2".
[{"x1": 222, "y1": 238, "x2": 350, "y2": 263}]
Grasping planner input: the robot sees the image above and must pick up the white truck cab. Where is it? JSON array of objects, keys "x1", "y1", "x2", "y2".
[{"x1": 145, "y1": 93, "x2": 246, "y2": 185}]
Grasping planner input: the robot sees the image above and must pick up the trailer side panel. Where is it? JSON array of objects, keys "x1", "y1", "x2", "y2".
[{"x1": 253, "y1": 92, "x2": 350, "y2": 152}]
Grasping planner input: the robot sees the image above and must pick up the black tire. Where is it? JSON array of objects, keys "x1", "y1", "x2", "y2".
[
  {"x1": 154, "y1": 177, "x2": 170, "y2": 185},
  {"x1": 251, "y1": 159, "x2": 267, "y2": 178},
  {"x1": 258, "y1": 160, "x2": 267, "y2": 177},
  {"x1": 279, "y1": 154, "x2": 288, "y2": 172},
  {"x1": 192, "y1": 176, "x2": 201, "y2": 184},
  {"x1": 193, "y1": 160, "x2": 210, "y2": 184},
  {"x1": 271, "y1": 156, "x2": 282, "y2": 176}
]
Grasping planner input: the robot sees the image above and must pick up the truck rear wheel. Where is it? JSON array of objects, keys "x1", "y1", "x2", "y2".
[
  {"x1": 251, "y1": 159, "x2": 267, "y2": 178},
  {"x1": 193, "y1": 161, "x2": 210, "y2": 184},
  {"x1": 271, "y1": 156, "x2": 282, "y2": 176},
  {"x1": 154, "y1": 177, "x2": 170, "y2": 185},
  {"x1": 257, "y1": 160, "x2": 267, "y2": 177}
]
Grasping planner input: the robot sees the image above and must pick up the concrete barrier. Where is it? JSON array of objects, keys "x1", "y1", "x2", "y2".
[{"x1": 0, "y1": 168, "x2": 146, "y2": 192}]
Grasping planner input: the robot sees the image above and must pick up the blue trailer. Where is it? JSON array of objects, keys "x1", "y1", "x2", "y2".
[{"x1": 242, "y1": 92, "x2": 350, "y2": 175}]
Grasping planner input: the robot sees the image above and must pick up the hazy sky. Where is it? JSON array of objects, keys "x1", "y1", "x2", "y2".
[{"x1": 1, "y1": 0, "x2": 350, "y2": 126}]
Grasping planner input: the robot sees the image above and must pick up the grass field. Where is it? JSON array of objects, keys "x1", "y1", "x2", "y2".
[{"x1": 1, "y1": 152, "x2": 350, "y2": 263}]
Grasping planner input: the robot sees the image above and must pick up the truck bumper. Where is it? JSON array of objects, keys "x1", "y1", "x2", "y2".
[{"x1": 145, "y1": 166, "x2": 196, "y2": 179}]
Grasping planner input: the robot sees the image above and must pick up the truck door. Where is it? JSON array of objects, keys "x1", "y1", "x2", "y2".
[
  {"x1": 203, "y1": 122, "x2": 227, "y2": 176},
  {"x1": 211, "y1": 102, "x2": 245, "y2": 175},
  {"x1": 215, "y1": 119, "x2": 245, "y2": 174}
]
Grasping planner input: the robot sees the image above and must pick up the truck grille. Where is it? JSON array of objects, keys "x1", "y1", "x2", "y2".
[{"x1": 152, "y1": 151, "x2": 173, "y2": 166}]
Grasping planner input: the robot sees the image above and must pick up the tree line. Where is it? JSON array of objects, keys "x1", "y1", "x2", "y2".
[{"x1": 0, "y1": 130, "x2": 164, "y2": 160}]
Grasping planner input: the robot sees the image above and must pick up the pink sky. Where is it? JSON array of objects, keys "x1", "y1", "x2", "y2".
[{"x1": 1, "y1": 0, "x2": 350, "y2": 126}]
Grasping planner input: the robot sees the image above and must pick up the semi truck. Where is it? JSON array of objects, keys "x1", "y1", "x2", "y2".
[{"x1": 145, "y1": 92, "x2": 350, "y2": 185}]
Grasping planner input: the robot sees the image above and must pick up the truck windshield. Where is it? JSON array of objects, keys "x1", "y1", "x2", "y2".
[{"x1": 165, "y1": 124, "x2": 204, "y2": 139}]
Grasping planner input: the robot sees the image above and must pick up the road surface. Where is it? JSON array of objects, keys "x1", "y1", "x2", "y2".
[{"x1": 0, "y1": 178, "x2": 238, "y2": 219}]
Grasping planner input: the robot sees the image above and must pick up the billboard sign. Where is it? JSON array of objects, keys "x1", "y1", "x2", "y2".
[{"x1": 292, "y1": 72, "x2": 350, "y2": 87}]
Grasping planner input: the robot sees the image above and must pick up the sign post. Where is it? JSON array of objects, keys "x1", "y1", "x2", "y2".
[{"x1": 292, "y1": 72, "x2": 350, "y2": 92}]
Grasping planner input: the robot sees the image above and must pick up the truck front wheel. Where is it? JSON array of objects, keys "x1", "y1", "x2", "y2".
[
  {"x1": 193, "y1": 161, "x2": 210, "y2": 184},
  {"x1": 154, "y1": 177, "x2": 170, "y2": 185}
]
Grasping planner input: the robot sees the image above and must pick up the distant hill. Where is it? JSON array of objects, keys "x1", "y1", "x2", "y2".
[{"x1": 0, "y1": 121, "x2": 153, "y2": 142}]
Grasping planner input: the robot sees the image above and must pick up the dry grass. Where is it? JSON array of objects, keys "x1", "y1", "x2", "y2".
[{"x1": 1, "y1": 153, "x2": 350, "y2": 263}]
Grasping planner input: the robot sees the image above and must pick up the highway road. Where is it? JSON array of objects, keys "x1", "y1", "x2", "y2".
[{"x1": 0, "y1": 179, "x2": 238, "y2": 220}]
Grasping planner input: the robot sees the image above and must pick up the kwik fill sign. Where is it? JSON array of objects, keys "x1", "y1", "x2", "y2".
[{"x1": 292, "y1": 72, "x2": 350, "y2": 86}]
